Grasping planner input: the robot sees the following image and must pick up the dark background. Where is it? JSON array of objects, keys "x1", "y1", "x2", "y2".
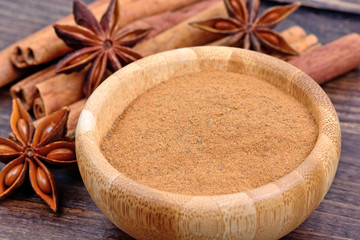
[{"x1": 0, "y1": 0, "x2": 359, "y2": 239}]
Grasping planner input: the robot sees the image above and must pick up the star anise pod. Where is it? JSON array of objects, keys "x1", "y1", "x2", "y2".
[
  {"x1": 0, "y1": 99, "x2": 76, "y2": 212},
  {"x1": 54, "y1": 0, "x2": 151, "y2": 96},
  {"x1": 190, "y1": 0, "x2": 300, "y2": 55}
]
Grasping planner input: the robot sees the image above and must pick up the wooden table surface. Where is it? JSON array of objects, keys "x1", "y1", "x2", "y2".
[{"x1": 0, "y1": 0, "x2": 359, "y2": 239}]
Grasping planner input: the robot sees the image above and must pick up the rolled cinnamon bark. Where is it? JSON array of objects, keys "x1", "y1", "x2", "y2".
[
  {"x1": 66, "y1": 99, "x2": 87, "y2": 139},
  {"x1": 0, "y1": 0, "x2": 203, "y2": 88},
  {"x1": 0, "y1": 0, "x2": 108, "y2": 88},
  {"x1": 125, "y1": 0, "x2": 219, "y2": 39},
  {"x1": 0, "y1": 48, "x2": 27, "y2": 88},
  {"x1": 289, "y1": 33, "x2": 360, "y2": 84},
  {"x1": 133, "y1": 1, "x2": 227, "y2": 56},
  {"x1": 10, "y1": 65, "x2": 56, "y2": 110},
  {"x1": 33, "y1": 70, "x2": 86, "y2": 119},
  {"x1": 10, "y1": 0, "x2": 202, "y2": 69}
]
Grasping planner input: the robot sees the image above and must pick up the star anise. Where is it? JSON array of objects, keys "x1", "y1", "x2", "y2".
[
  {"x1": 0, "y1": 99, "x2": 76, "y2": 212},
  {"x1": 54, "y1": 0, "x2": 151, "y2": 96},
  {"x1": 190, "y1": 0, "x2": 300, "y2": 55}
]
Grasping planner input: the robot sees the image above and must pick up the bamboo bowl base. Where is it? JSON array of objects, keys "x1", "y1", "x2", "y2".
[{"x1": 76, "y1": 47, "x2": 341, "y2": 240}]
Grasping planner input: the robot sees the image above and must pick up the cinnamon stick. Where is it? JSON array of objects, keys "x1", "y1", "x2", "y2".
[
  {"x1": 10, "y1": 65, "x2": 56, "y2": 110},
  {"x1": 0, "y1": 0, "x2": 203, "y2": 88},
  {"x1": 124, "y1": 0, "x2": 219, "y2": 39},
  {"x1": 10, "y1": 0, "x2": 109, "y2": 68},
  {"x1": 66, "y1": 99, "x2": 87, "y2": 138},
  {"x1": 289, "y1": 33, "x2": 360, "y2": 84},
  {"x1": 0, "y1": 0, "x2": 108, "y2": 88},
  {"x1": 32, "y1": 70, "x2": 87, "y2": 119},
  {"x1": 133, "y1": 1, "x2": 227, "y2": 56},
  {"x1": 0, "y1": 48, "x2": 27, "y2": 88},
  {"x1": 10, "y1": 0, "x2": 202, "y2": 68}
]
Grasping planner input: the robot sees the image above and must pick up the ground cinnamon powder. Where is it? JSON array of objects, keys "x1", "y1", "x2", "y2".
[{"x1": 101, "y1": 71, "x2": 318, "y2": 195}]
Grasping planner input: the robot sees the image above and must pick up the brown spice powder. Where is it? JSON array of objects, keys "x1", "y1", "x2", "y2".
[{"x1": 101, "y1": 71, "x2": 318, "y2": 195}]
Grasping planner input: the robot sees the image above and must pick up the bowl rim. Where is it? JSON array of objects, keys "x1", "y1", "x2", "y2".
[{"x1": 76, "y1": 46, "x2": 341, "y2": 239}]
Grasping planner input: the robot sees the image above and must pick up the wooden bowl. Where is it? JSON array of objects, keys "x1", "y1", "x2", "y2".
[{"x1": 76, "y1": 47, "x2": 341, "y2": 240}]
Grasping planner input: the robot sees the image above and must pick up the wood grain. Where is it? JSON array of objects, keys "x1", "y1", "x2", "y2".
[{"x1": 0, "y1": 0, "x2": 359, "y2": 239}]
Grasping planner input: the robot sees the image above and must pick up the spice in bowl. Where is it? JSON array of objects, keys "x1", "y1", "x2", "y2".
[{"x1": 101, "y1": 71, "x2": 318, "y2": 195}]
